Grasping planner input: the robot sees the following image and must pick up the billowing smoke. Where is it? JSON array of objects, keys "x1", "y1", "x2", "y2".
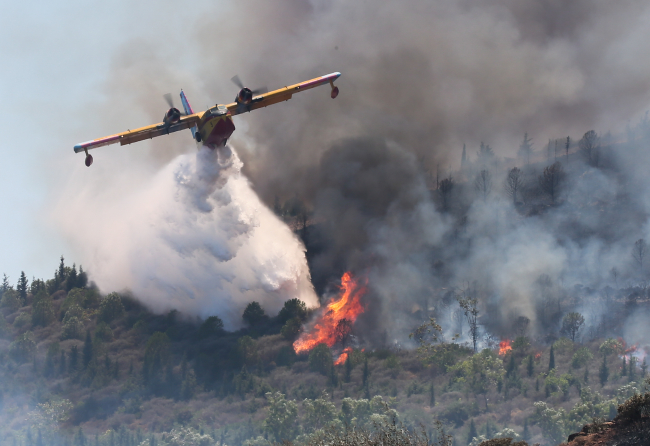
[
  {"x1": 54, "y1": 0, "x2": 650, "y2": 344},
  {"x1": 54, "y1": 145, "x2": 317, "y2": 329}
]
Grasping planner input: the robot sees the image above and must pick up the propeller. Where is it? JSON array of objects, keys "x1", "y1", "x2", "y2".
[
  {"x1": 163, "y1": 93, "x2": 187, "y2": 115},
  {"x1": 231, "y1": 75, "x2": 268, "y2": 95}
]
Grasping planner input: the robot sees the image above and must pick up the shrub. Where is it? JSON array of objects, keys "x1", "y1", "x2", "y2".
[
  {"x1": 62, "y1": 288, "x2": 99, "y2": 313},
  {"x1": 143, "y1": 332, "x2": 170, "y2": 385},
  {"x1": 302, "y1": 391, "x2": 338, "y2": 432},
  {"x1": 533, "y1": 401, "x2": 567, "y2": 445},
  {"x1": 281, "y1": 317, "x2": 302, "y2": 341},
  {"x1": 10, "y1": 330, "x2": 35, "y2": 362},
  {"x1": 406, "y1": 381, "x2": 424, "y2": 397},
  {"x1": 599, "y1": 338, "x2": 623, "y2": 357},
  {"x1": 94, "y1": 321, "x2": 113, "y2": 342},
  {"x1": 238, "y1": 335, "x2": 259, "y2": 367},
  {"x1": 61, "y1": 316, "x2": 84, "y2": 340},
  {"x1": 276, "y1": 345, "x2": 297, "y2": 367},
  {"x1": 552, "y1": 337, "x2": 573, "y2": 355},
  {"x1": 0, "y1": 314, "x2": 7, "y2": 337},
  {"x1": 385, "y1": 354, "x2": 401, "y2": 378},
  {"x1": 1, "y1": 289, "x2": 21, "y2": 312},
  {"x1": 157, "y1": 427, "x2": 213, "y2": 446},
  {"x1": 309, "y1": 343, "x2": 333, "y2": 375},
  {"x1": 306, "y1": 418, "x2": 450, "y2": 446},
  {"x1": 98, "y1": 292, "x2": 124, "y2": 323},
  {"x1": 512, "y1": 336, "x2": 530, "y2": 352},
  {"x1": 475, "y1": 439, "x2": 529, "y2": 446},
  {"x1": 13, "y1": 311, "x2": 31, "y2": 329},
  {"x1": 439, "y1": 401, "x2": 470, "y2": 427},
  {"x1": 616, "y1": 392, "x2": 650, "y2": 422},
  {"x1": 543, "y1": 369, "x2": 572, "y2": 398},
  {"x1": 264, "y1": 392, "x2": 298, "y2": 442},
  {"x1": 32, "y1": 296, "x2": 55, "y2": 327},
  {"x1": 572, "y1": 347, "x2": 594, "y2": 369}
]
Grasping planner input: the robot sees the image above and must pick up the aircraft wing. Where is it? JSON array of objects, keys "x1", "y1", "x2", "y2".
[
  {"x1": 225, "y1": 72, "x2": 341, "y2": 117},
  {"x1": 73, "y1": 113, "x2": 202, "y2": 153}
]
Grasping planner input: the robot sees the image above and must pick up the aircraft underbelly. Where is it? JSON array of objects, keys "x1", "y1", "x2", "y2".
[{"x1": 201, "y1": 115, "x2": 236, "y2": 147}]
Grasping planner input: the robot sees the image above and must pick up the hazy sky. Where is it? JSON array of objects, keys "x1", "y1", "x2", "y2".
[{"x1": 0, "y1": 1, "x2": 216, "y2": 282}]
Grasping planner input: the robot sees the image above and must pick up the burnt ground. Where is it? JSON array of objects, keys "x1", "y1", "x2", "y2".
[{"x1": 563, "y1": 418, "x2": 650, "y2": 446}]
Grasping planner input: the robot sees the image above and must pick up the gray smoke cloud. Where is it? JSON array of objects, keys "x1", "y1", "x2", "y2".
[
  {"x1": 53, "y1": 0, "x2": 650, "y2": 348},
  {"x1": 191, "y1": 0, "x2": 650, "y2": 343}
]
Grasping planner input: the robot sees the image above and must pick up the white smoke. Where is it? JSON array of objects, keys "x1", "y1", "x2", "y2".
[{"x1": 55, "y1": 145, "x2": 318, "y2": 329}]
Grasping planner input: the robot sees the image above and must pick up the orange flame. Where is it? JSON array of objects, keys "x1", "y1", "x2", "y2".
[
  {"x1": 335, "y1": 347, "x2": 354, "y2": 366},
  {"x1": 293, "y1": 272, "x2": 367, "y2": 355},
  {"x1": 498, "y1": 339, "x2": 512, "y2": 356},
  {"x1": 535, "y1": 352, "x2": 542, "y2": 360}
]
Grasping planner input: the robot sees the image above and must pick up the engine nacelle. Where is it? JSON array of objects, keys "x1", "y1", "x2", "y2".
[
  {"x1": 163, "y1": 107, "x2": 181, "y2": 126},
  {"x1": 236, "y1": 87, "x2": 253, "y2": 105}
]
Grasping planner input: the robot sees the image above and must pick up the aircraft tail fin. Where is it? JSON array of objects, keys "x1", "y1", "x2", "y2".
[{"x1": 180, "y1": 90, "x2": 198, "y2": 140}]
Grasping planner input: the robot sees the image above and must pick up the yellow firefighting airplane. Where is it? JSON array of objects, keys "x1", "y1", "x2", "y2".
[{"x1": 74, "y1": 72, "x2": 341, "y2": 166}]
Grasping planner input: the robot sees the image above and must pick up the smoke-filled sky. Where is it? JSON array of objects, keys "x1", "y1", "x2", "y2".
[{"x1": 5, "y1": 0, "x2": 650, "y2": 330}]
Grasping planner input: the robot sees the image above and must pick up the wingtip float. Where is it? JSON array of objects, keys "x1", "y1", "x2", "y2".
[{"x1": 73, "y1": 72, "x2": 342, "y2": 167}]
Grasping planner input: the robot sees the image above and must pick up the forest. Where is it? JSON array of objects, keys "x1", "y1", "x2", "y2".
[{"x1": 2, "y1": 123, "x2": 650, "y2": 446}]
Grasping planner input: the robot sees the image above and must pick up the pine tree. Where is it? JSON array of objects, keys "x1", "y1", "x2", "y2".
[
  {"x1": 565, "y1": 136, "x2": 570, "y2": 162},
  {"x1": 599, "y1": 355, "x2": 609, "y2": 386},
  {"x1": 523, "y1": 418, "x2": 530, "y2": 442},
  {"x1": 507, "y1": 354, "x2": 516, "y2": 377},
  {"x1": 83, "y1": 330, "x2": 93, "y2": 369},
  {"x1": 584, "y1": 366, "x2": 589, "y2": 384},
  {"x1": 59, "y1": 350, "x2": 66, "y2": 376},
  {"x1": 429, "y1": 382, "x2": 435, "y2": 407},
  {"x1": 485, "y1": 420, "x2": 495, "y2": 439},
  {"x1": 67, "y1": 264, "x2": 78, "y2": 292},
  {"x1": 58, "y1": 256, "x2": 66, "y2": 283},
  {"x1": 69, "y1": 345, "x2": 79, "y2": 371},
  {"x1": 461, "y1": 144, "x2": 467, "y2": 169},
  {"x1": 467, "y1": 419, "x2": 477, "y2": 445},
  {"x1": 329, "y1": 364, "x2": 338, "y2": 386},
  {"x1": 630, "y1": 357, "x2": 636, "y2": 381},
  {"x1": 549, "y1": 345, "x2": 555, "y2": 371},
  {"x1": 17, "y1": 272, "x2": 28, "y2": 304},
  {"x1": 622, "y1": 356, "x2": 627, "y2": 376},
  {"x1": 642, "y1": 358, "x2": 648, "y2": 377},
  {"x1": 104, "y1": 354, "x2": 111, "y2": 374},
  {"x1": 78, "y1": 265, "x2": 88, "y2": 288},
  {"x1": 527, "y1": 355, "x2": 534, "y2": 377},
  {"x1": 1, "y1": 274, "x2": 9, "y2": 295},
  {"x1": 344, "y1": 355, "x2": 352, "y2": 383},
  {"x1": 362, "y1": 357, "x2": 369, "y2": 387}
]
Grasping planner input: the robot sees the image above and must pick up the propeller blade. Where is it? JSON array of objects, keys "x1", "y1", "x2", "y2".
[
  {"x1": 231, "y1": 75, "x2": 244, "y2": 89},
  {"x1": 163, "y1": 93, "x2": 174, "y2": 108},
  {"x1": 251, "y1": 86, "x2": 268, "y2": 95}
]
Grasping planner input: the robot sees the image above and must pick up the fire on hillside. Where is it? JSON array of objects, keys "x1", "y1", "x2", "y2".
[
  {"x1": 293, "y1": 272, "x2": 367, "y2": 364},
  {"x1": 498, "y1": 339, "x2": 512, "y2": 356}
]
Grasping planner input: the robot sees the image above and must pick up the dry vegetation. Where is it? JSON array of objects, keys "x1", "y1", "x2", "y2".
[{"x1": 0, "y1": 261, "x2": 648, "y2": 446}]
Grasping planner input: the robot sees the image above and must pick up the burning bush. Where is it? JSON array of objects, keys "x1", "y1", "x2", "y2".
[{"x1": 294, "y1": 272, "x2": 366, "y2": 363}]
